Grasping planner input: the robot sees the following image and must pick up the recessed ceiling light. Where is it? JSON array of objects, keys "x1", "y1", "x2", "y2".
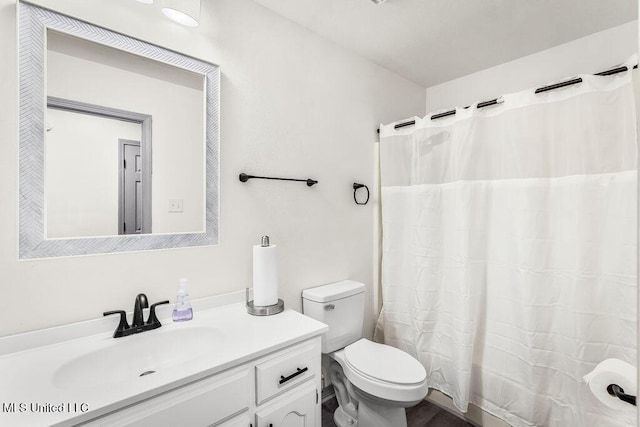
[
  {"x1": 135, "y1": 0, "x2": 154, "y2": 4},
  {"x1": 370, "y1": 0, "x2": 387, "y2": 4},
  {"x1": 161, "y1": 0, "x2": 200, "y2": 27}
]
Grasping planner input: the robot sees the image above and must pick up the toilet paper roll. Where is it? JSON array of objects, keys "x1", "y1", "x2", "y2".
[
  {"x1": 253, "y1": 244, "x2": 278, "y2": 307},
  {"x1": 584, "y1": 358, "x2": 637, "y2": 410}
]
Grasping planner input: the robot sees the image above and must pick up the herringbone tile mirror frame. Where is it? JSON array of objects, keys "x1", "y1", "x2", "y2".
[{"x1": 18, "y1": 2, "x2": 220, "y2": 259}]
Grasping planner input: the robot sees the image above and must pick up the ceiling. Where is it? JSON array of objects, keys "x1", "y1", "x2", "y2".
[{"x1": 252, "y1": 0, "x2": 638, "y2": 87}]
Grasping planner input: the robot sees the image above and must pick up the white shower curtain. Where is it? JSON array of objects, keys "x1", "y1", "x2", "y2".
[{"x1": 376, "y1": 60, "x2": 638, "y2": 426}]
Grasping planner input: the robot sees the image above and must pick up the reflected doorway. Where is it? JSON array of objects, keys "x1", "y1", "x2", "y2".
[
  {"x1": 45, "y1": 97, "x2": 152, "y2": 238},
  {"x1": 118, "y1": 139, "x2": 151, "y2": 234}
]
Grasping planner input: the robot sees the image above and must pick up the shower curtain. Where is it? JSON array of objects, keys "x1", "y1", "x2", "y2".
[{"x1": 376, "y1": 60, "x2": 638, "y2": 426}]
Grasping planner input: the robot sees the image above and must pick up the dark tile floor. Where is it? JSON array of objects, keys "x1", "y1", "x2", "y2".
[{"x1": 322, "y1": 397, "x2": 474, "y2": 427}]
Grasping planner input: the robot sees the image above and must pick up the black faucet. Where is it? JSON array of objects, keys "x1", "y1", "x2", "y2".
[
  {"x1": 103, "y1": 294, "x2": 170, "y2": 338},
  {"x1": 132, "y1": 293, "x2": 149, "y2": 330}
]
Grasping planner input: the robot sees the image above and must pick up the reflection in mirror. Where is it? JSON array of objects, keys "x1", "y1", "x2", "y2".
[
  {"x1": 18, "y1": 1, "x2": 219, "y2": 258},
  {"x1": 45, "y1": 98, "x2": 150, "y2": 237},
  {"x1": 46, "y1": 30, "x2": 205, "y2": 238}
]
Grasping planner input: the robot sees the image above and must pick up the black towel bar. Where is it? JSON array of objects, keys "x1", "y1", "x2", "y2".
[{"x1": 239, "y1": 173, "x2": 318, "y2": 187}]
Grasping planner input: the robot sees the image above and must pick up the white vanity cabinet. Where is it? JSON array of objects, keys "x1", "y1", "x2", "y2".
[
  {"x1": 80, "y1": 364, "x2": 252, "y2": 427},
  {"x1": 218, "y1": 414, "x2": 252, "y2": 427},
  {"x1": 79, "y1": 337, "x2": 322, "y2": 427},
  {"x1": 0, "y1": 300, "x2": 328, "y2": 427}
]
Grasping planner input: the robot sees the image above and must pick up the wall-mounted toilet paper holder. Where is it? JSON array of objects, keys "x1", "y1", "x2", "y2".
[{"x1": 607, "y1": 384, "x2": 637, "y2": 406}]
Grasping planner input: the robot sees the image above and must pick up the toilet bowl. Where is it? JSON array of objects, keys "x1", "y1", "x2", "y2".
[
  {"x1": 329, "y1": 339, "x2": 428, "y2": 427},
  {"x1": 302, "y1": 280, "x2": 428, "y2": 427}
]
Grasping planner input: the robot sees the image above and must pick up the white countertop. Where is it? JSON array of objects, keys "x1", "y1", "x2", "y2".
[{"x1": 0, "y1": 298, "x2": 328, "y2": 426}]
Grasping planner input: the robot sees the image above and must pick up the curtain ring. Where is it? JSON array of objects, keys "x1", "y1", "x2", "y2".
[{"x1": 353, "y1": 183, "x2": 369, "y2": 205}]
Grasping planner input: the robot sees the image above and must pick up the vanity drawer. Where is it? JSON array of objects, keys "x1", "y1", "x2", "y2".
[
  {"x1": 81, "y1": 365, "x2": 250, "y2": 427},
  {"x1": 255, "y1": 339, "x2": 320, "y2": 405}
]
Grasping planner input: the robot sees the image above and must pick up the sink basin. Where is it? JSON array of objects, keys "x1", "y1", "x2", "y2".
[{"x1": 53, "y1": 326, "x2": 221, "y2": 390}]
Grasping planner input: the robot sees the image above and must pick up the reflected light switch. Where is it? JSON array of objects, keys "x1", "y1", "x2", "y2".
[{"x1": 168, "y1": 199, "x2": 183, "y2": 213}]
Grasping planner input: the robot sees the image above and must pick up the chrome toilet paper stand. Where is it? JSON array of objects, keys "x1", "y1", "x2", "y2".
[{"x1": 246, "y1": 288, "x2": 285, "y2": 316}]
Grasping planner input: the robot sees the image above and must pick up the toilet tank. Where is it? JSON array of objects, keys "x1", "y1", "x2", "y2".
[{"x1": 302, "y1": 280, "x2": 365, "y2": 353}]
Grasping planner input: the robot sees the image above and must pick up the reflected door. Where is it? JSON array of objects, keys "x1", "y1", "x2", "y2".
[{"x1": 119, "y1": 139, "x2": 143, "y2": 235}]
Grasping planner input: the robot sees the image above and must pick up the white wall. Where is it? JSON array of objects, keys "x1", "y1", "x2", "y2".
[
  {"x1": 0, "y1": 0, "x2": 425, "y2": 336},
  {"x1": 425, "y1": 21, "x2": 639, "y2": 113}
]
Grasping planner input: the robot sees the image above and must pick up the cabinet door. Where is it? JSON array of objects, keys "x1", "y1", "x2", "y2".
[
  {"x1": 216, "y1": 413, "x2": 250, "y2": 427},
  {"x1": 256, "y1": 382, "x2": 317, "y2": 427},
  {"x1": 82, "y1": 365, "x2": 250, "y2": 427}
]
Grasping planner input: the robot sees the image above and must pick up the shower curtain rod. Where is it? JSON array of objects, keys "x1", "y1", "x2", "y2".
[{"x1": 377, "y1": 63, "x2": 638, "y2": 134}]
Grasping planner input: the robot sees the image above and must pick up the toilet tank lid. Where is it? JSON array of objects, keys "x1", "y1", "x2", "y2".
[{"x1": 302, "y1": 280, "x2": 365, "y2": 303}]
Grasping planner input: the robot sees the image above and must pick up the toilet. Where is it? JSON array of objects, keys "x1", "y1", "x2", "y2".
[{"x1": 302, "y1": 280, "x2": 428, "y2": 427}]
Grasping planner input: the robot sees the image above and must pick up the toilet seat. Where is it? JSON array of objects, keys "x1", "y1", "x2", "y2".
[
  {"x1": 331, "y1": 339, "x2": 428, "y2": 403},
  {"x1": 345, "y1": 339, "x2": 426, "y2": 385}
]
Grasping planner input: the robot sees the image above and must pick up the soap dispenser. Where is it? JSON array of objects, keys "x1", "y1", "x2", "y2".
[{"x1": 172, "y1": 278, "x2": 193, "y2": 322}]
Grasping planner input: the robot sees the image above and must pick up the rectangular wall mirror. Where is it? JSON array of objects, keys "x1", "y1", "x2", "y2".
[{"x1": 19, "y1": 2, "x2": 219, "y2": 258}]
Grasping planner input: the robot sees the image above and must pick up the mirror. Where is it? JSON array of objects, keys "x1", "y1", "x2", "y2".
[
  {"x1": 19, "y1": 2, "x2": 219, "y2": 258},
  {"x1": 45, "y1": 30, "x2": 205, "y2": 238}
]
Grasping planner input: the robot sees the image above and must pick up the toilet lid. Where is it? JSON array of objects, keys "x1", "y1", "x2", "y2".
[{"x1": 344, "y1": 339, "x2": 426, "y2": 385}]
